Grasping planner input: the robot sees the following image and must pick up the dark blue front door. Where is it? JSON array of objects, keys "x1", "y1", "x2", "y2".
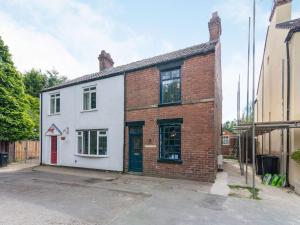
[{"x1": 129, "y1": 127, "x2": 143, "y2": 172}]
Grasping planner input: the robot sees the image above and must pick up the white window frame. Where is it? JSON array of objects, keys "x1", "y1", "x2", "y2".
[
  {"x1": 83, "y1": 86, "x2": 97, "y2": 111},
  {"x1": 49, "y1": 92, "x2": 60, "y2": 115},
  {"x1": 76, "y1": 129, "x2": 108, "y2": 157},
  {"x1": 222, "y1": 135, "x2": 230, "y2": 145}
]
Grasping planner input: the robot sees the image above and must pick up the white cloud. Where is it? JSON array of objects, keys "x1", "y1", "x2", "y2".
[
  {"x1": 0, "y1": 0, "x2": 173, "y2": 78},
  {"x1": 293, "y1": 10, "x2": 300, "y2": 19},
  {"x1": 222, "y1": 38, "x2": 264, "y2": 122},
  {"x1": 213, "y1": 0, "x2": 270, "y2": 29}
]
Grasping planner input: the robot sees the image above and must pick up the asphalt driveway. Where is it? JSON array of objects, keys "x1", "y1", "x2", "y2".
[{"x1": 0, "y1": 164, "x2": 299, "y2": 225}]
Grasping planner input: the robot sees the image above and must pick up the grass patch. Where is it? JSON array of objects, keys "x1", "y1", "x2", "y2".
[
  {"x1": 228, "y1": 185, "x2": 261, "y2": 200},
  {"x1": 228, "y1": 193, "x2": 242, "y2": 198},
  {"x1": 223, "y1": 155, "x2": 237, "y2": 160}
]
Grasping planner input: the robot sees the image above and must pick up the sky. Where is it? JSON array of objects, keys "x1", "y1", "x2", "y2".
[{"x1": 0, "y1": 0, "x2": 300, "y2": 122}]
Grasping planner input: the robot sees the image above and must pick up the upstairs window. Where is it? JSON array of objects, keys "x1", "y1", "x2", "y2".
[
  {"x1": 77, "y1": 130, "x2": 107, "y2": 156},
  {"x1": 160, "y1": 68, "x2": 181, "y2": 104},
  {"x1": 50, "y1": 93, "x2": 60, "y2": 114},
  {"x1": 83, "y1": 86, "x2": 96, "y2": 111}
]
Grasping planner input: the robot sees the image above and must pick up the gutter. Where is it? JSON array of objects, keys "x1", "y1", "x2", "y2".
[{"x1": 40, "y1": 92, "x2": 43, "y2": 166}]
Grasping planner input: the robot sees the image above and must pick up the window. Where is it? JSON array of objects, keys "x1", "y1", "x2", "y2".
[
  {"x1": 77, "y1": 130, "x2": 107, "y2": 156},
  {"x1": 83, "y1": 86, "x2": 96, "y2": 111},
  {"x1": 160, "y1": 68, "x2": 181, "y2": 104},
  {"x1": 50, "y1": 93, "x2": 60, "y2": 114},
  {"x1": 222, "y1": 135, "x2": 230, "y2": 145},
  {"x1": 159, "y1": 124, "x2": 181, "y2": 161}
]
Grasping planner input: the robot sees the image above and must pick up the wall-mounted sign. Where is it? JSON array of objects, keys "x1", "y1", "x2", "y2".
[
  {"x1": 45, "y1": 124, "x2": 62, "y2": 136},
  {"x1": 144, "y1": 145, "x2": 156, "y2": 148}
]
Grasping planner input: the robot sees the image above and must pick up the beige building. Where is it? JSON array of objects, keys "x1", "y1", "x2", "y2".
[{"x1": 255, "y1": 0, "x2": 300, "y2": 191}]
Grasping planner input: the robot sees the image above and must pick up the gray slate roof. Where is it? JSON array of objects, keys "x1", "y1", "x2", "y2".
[
  {"x1": 276, "y1": 18, "x2": 300, "y2": 29},
  {"x1": 43, "y1": 40, "x2": 217, "y2": 92}
]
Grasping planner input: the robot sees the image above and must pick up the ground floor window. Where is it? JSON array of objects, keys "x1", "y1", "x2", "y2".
[
  {"x1": 222, "y1": 135, "x2": 230, "y2": 145},
  {"x1": 77, "y1": 130, "x2": 107, "y2": 156},
  {"x1": 159, "y1": 124, "x2": 181, "y2": 161}
]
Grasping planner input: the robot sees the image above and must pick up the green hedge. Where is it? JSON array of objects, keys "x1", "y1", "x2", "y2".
[{"x1": 291, "y1": 149, "x2": 300, "y2": 164}]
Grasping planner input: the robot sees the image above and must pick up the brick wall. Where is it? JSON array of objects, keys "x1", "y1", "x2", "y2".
[
  {"x1": 125, "y1": 52, "x2": 221, "y2": 182},
  {"x1": 221, "y1": 130, "x2": 236, "y2": 156}
]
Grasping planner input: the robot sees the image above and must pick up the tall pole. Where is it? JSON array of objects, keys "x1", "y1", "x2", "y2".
[
  {"x1": 252, "y1": 0, "x2": 256, "y2": 197},
  {"x1": 246, "y1": 17, "x2": 251, "y2": 184},
  {"x1": 237, "y1": 75, "x2": 243, "y2": 175}
]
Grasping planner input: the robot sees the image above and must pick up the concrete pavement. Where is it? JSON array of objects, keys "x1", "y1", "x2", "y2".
[{"x1": 0, "y1": 162, "x2": 299, "y2": 225}]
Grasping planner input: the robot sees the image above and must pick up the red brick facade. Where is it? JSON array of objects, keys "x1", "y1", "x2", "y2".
[
  {"x1": 221, "y1": 130, "x2": 236, "y2": 156},
  {"x1": 125, "y1": 44, "x2": 222, "y2": 182}
]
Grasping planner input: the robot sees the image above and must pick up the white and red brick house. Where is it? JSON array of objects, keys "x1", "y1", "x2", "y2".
[{"x1": 40, "y1": 12, "x2": 222, "y2": 182}]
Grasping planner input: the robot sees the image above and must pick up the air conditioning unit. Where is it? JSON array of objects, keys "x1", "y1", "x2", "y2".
[{"x1": 217, "y1": 155, "x2": 224, "y2": 171}]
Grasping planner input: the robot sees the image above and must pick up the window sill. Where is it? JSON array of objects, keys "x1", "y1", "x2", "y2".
[
  {"x1": 158, "y1": 102, "x2": 182, "y2": 108},
  {"x1": 48, "y1": 113, "x2": 61, "y2": 116},
  {"x1": 157, "y1": 159, "x2": 182, "y2": 164},
  {"x1": 75, "y1": 154, "x2": 108, "y2": 158},
  {"x1": 81, "y1": 109, "x2": 98, "y2": 113}
]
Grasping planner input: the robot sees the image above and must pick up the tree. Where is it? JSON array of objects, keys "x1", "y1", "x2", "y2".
[
  {"x1": 223, "y1": 120, "x2": 237, "y2": 133},
  {"x1": 23, "y1": 69, "x2": 47, "y2": 97},
  {"x1": 0, "y1": 36, "x2": 35, "y2": 141},
  {"x1": 241, "y1": 102, "x2": 253, "y2": 123},
  {"x1": 45, "y1": 69, "x2": 67, "y2": 88},
  {"x1": 23, "y1": 69, "x2": 67, "y2": 97}
]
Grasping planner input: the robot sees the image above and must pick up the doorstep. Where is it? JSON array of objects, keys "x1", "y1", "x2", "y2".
[{"x1": 32, "y1": 165, "x2": 122, "y2": 181}]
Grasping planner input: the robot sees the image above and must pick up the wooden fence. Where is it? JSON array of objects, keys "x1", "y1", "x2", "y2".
[{"x1": 14, "y1": 140, "x2": 40, "y2": 162}]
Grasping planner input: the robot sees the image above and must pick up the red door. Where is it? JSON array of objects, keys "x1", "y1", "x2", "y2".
[{"x1": 51, "y1": 136, "x2": 57, "y2": 164}]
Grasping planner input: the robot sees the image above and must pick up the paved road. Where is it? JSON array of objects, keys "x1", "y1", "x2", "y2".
[{"x1": 0, "y1": 166, "x2": 299, "y2": 225}]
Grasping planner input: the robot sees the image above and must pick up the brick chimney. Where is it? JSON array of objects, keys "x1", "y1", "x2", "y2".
[
  {"x1": 208, "y1": 12, "x2": 222, "y2": 41},
  {"x1": 98, "y1": 50, "x2": 114, "y2": 72},
  {"x1": 269, "y1": 0, "x2": 292, "y2": 23}
]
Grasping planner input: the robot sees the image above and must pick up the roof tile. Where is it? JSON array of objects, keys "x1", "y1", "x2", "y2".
[{"x1": 43, "y1": 40, "x2": 217, "y2": 92}]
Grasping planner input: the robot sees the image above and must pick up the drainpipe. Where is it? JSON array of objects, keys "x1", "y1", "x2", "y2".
[
  {"x1": 40, "y1": 92, "x2": 43, "y2": 166},
  {"x1": 285, "y1": 41, "x2": 291, "y2": 185},
  {"x1": 122, "y1": 73, "x2": 126, "y2": 173}
]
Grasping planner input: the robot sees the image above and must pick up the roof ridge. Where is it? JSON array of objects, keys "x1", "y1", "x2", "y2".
[{"x1": 43, "y1": 40, "x2": 217, "y2": 92}]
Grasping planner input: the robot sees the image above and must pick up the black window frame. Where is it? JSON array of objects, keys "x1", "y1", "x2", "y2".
[
  {"x1": 158, "y1": 119, "x2": 182, "y2": 164},
  {"x1": 159, "y1": 67, "x2": 182, "y2": 105}
]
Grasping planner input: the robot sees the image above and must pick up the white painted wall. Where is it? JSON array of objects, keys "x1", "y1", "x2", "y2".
[{"x1": 41, "y1": 75, "x2": 124, "y2": 171}]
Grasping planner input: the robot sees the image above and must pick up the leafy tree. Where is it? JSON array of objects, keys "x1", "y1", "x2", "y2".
[
  {"x1": 23, "y1": 69, "x2": 47, "y2": 97},
  {"x1": 23, "y1": 69, "x2": 67, "y2": 97},
  {"x1": 45, "y1": 69, "x2": 67, "y2": 88},
  {"x1": 26, "y1": 95, "x2": 39, "y2": 140},
  {"x1": 241, "y1": 101, "x2": 253, "y2": 123},
  {"x1": 223, "y1": 120, "x2": 237, "y2": 133},
  {"x1": 0, "y1": 36, "x2": 35, "y2": 141}
]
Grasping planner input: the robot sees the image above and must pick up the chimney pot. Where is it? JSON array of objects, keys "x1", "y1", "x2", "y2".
[
  {"x1": 98, "y1": 50, "x2": 114, "y2": 72},
  {"x1": 208, "y1": 11, "x2": 222, "y2": 41}
]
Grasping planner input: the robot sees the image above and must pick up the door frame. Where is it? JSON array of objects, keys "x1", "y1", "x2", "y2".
[
  {"x1": 128, "y1": 126, "x2": 143, "y2": 172},
  {"x1": 50, "y1": 135, "x2": 58, "y2": 165}
]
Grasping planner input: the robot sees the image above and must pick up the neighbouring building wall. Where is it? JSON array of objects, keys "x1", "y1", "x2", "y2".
[
  {"x1": 221, "y1": 130, "x2": 236, "y2": 156},
  {"x1": 255, "y1": 2, "x2": 291, "y2": 173},
  {"x1": 125, "y1": 52, "x2": 219, "y2": 182},
  {"x1": 41, "y1": 75, "x2": 124, "y2": 171},
  {"x1": 255, "y1": 1, "x2": 300, "y2": 190},
  {"x1": 288, "y1": 32, "x2": 300, "y2": 189}
]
